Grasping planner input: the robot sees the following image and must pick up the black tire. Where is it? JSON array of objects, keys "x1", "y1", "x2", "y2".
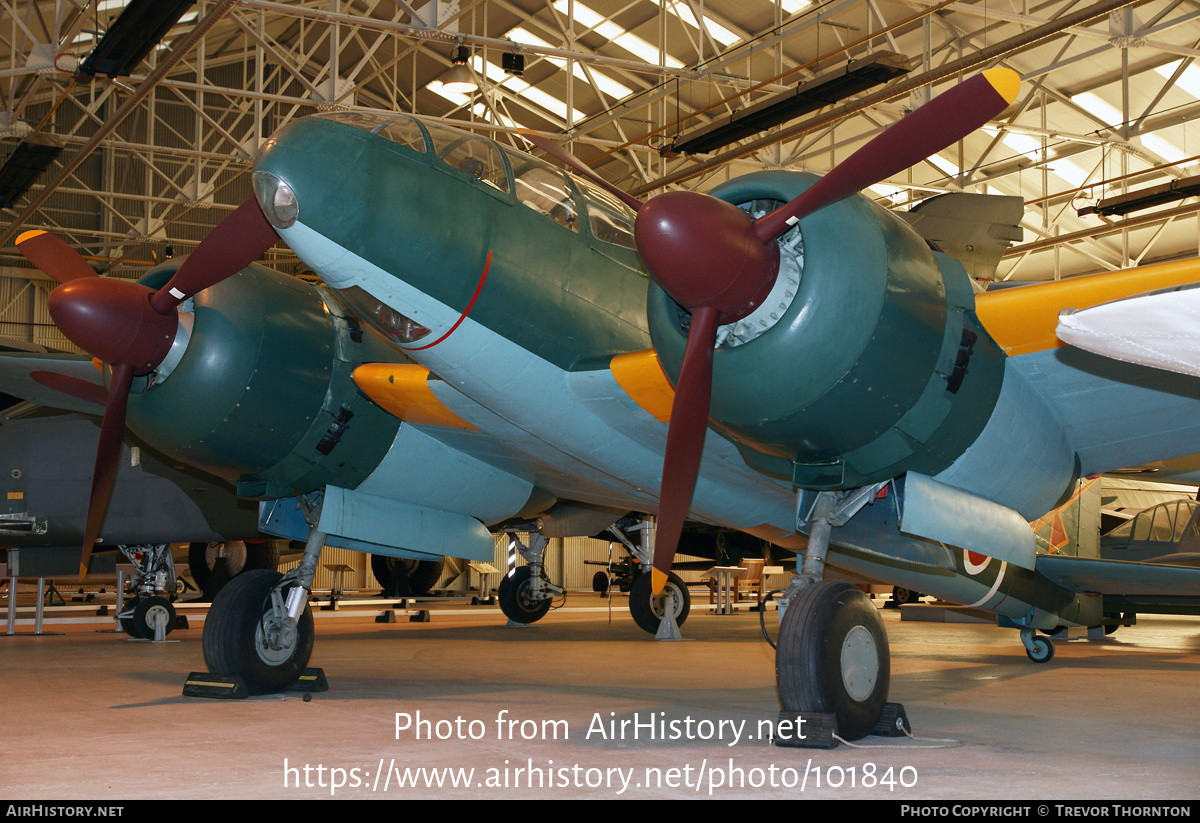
[
  {"x1": 592, "y1": 571, "x2": 610, "y2": 595},
  {"x1": 202, "y1": 569, "x2": 313, "y2": 695},
  {"x1": 498, "y1": 566, "x2": 552, "y2": 624},
  {"x1": 1026, "y1": 635, "x2": 1055, "y2": 663},
  {"x1": 119, "y1": 596, "x2": 146, "y2": 639},
  {"x1": 776, "y1": 580, "x2": 890, "y2": 741},
  {"x1": 372, "y1": 555, "x2": 445, "y2": 597},
  {"x1": 629, "y1": 570, "x2": 690, "y2": 634},
  {"x1": 190, "y1": 541, "x2": 279, "y2": 599},
  {"x1": 132, "y1": 596, "x2": 176, "y2": 639},
  {"x1": 892, "y1": 586, "x2": 921, "y2": 606}
]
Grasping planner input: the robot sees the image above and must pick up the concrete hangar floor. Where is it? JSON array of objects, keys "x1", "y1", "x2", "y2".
[{"x1": 1, "y1": 593, "x2": 1197, "y2": 800}]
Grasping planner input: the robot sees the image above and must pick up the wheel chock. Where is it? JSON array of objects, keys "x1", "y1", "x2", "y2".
[
  {"x1": 175, "y1": 615, "x2": 189, "y2": 630},
  {"x1": 375, "y1": 610, "x2": 397, "y2": 623},
  {"x1": 873, "y1": 702, "x2": 911, "y2": 737},
  {"x1": 183, "y1": 672, "x2": 249, "y2": 700},
  {"x1": 287, "y1": 668, "x2": 329, "y2": 693},
  {"x1": 409, "y1": 610, "x2": 430, "y2": 623},
  {"x1": 772, "y1": 710, "x2": 839, "y2": 749}
]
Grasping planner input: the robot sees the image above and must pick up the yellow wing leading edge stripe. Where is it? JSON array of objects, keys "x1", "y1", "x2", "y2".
[{"x1": 974, "y1": 257, "x2": 1200, "y2": 357}]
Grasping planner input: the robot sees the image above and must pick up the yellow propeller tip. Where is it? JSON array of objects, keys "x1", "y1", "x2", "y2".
[
  {"x1": 651, "y1": 567, "x2": 668, "y2": 595},
  {"x1": 15, "y1": 229, "x2": 47, "y2": 246},
  {"x1": 982, "y1": 67, "x2": 1020, "y2": 105}
]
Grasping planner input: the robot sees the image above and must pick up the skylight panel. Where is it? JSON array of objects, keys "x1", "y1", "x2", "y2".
[
  {"x1": 472, "y1": 56, "x2": 585, "y2": 122},
  {"x1": 427, "y1": 81, "x2": 520, "y2": 128},
  {"x1": 656, "y1": 0, "x2": 741, "y2": 47},
  {"x1": 552, "y1": 0, "x2": 685, "y2": 69},
  {"x1": 507, "y1": 26, "x2": 634, "y2": 100},
  {"x1": 983, "y1": 126, "x2": 1091, "y2": 188},
  {"x1": 925, "y1": 153, "x2": 959, "y2": 178},
  {"x1": 869, "y1": 183, "x2": 907, "y2": 203},
  {"x1": 1073, "y1": 91, "x2": 1124, "y2": 129},
  {"x1": 782, "y1": 0, "x2": 812, "y2": 14},
  {"x1": 1073, "y1": 90, "x2": 1194, "y2": 168},
  {"x1": 1153, "y1": 60, "x2": 1200, "y2": 101}
]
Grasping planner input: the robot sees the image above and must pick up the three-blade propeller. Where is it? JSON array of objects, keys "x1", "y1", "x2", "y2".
[
  {"x1": 534, "y1": 69, "x2": 1019, "y2": 594},
  {"x1": 14, "y1": 201, "x2": 279, "y2": 578}
]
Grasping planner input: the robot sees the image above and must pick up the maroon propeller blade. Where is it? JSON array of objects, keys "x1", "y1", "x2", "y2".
[
  {"x1": 649, "y1": 305, "x2": 720, "y2": 593},
  {"x1": 79, "y1": 362, "x2": 133, "y2": 577},
  {"x1": 517, "y1": 130, "x2": 645, "y2": 212},
  {"x1": 753, "y1": 68, "x2": 1020, "y2": 242},
  {"x1": 635, "y1": 68, "x2": 1020, "y2": 594},
  {"x1": 15, "y1": 230, "x2": 97, "y2": 283},
  {"x1": 149, "y1": 198, "x2": 278, "y2": 314},
  {"x1": 16, "y1": 200, "x2": 278, "y2": 578}
]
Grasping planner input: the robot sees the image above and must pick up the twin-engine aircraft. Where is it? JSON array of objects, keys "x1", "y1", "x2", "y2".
[{"x1": 15, "y1": 66, "x2": 1200, "y2": 740}]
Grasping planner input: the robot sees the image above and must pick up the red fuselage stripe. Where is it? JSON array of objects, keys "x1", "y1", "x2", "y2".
[{"x1": 402, "y1": 252, "x2": 492, "y2": 351}]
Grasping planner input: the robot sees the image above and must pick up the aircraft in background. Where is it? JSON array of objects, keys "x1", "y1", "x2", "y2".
[
  {"x1": 0, "y1": 408, "x2": 270, "y2": 636},
  {"x1": 16, "y1": 67, "x2": 1200, "y2": 740}
]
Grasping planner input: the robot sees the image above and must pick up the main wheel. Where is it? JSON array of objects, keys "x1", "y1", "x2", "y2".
[
  {"x1": 119, "y1": 597, "x2": 146, "y2": 639},
  {"x1": 776, "y1": 580, "x2": 890, "y2": 741},
  {"x1": 629, "y1": 570, "x2": 690, "y2": 634},
  {"x1": 202, "y1": 569, "x2": 313, "y2": 695},
  {"x1": 592, "y1": 571, "x2": 611, "y2": 595},
  {"x1": 131, "y1": 596, "x2": 176, "y2": 639},
  {"x1": 498, "y1": 566, "x2": 552, "y2": 624},
  {"x1": 371, "y1": 555, "x2": 445, "y2": 597},
  {"x1": 190, "y1": 541, "x2": 279, "y2": 598}
]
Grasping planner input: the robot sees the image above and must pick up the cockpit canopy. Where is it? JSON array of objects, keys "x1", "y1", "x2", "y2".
[{"x1": 311, "y1": 111, "x2": 636, "y2": 250}]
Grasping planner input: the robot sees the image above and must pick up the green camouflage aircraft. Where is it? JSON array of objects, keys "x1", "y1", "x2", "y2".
[{"x1": 16, "y1": 67, "x2": 1200, "y2": 741}]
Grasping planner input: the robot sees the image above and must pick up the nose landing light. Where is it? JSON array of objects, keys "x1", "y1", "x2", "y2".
[{"x1": 253, "y1": 171, "x2": 298, "y2": 230}]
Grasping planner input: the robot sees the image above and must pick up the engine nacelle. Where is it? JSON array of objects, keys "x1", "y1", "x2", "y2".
[
  {"x1": 125, "y1": 262, "x2": 402, "y2": 498},
  {"x1": 648, "y1": 171, "x2": 1006, "y2": 490}
]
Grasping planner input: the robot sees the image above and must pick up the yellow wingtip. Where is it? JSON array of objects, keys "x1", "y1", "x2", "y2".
[
  {"x1": 982, "y1": 67, "x2": 1020, "y2": 105},
  {"x1": 15, "y1": 229, "x2": 47, "y2": 246},
  {"x1": 651, "y1": 567, "x2": 668, "y2": 595}
]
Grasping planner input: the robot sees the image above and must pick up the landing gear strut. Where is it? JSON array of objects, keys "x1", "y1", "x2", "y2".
[
  {"x1": 775, "y1": 486, "x2": 892, "y2": 741},
  {"x1": 116, "y1": 544, "x2": 178, "y2": 639},
  {"x1": 498, "y1": 533, "x2": 562, "y2": 624},
  {"x1": 607, "y1": 518, "x2": 691, "y2": 635}
]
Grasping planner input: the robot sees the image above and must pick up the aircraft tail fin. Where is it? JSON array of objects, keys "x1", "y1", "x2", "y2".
[
  {"x1": 1030, "y1": 477, "x2": 1102, "y2": 559},
  {"x1": 901, "y1": 192, "x2": 1024, "y2": 281}
]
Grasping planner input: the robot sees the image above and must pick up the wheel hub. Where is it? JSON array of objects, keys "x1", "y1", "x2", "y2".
[
  {"x1": 256, "y1": 612, "x2": 298, "y2": 664},
  {"x1": 840, "y1": 625, "x2": 879, "y2": 701},
  {"x1": 651, "y1": 584, "x2": 683, "y2": 619}
]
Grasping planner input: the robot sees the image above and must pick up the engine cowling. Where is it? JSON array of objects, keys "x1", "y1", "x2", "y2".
[
  {"x1": 647, "y1": 171, "x2": 1006, "y2": 489},
  {"x1": 124, "y1": 262, "x2": 402, "y2": 499}
]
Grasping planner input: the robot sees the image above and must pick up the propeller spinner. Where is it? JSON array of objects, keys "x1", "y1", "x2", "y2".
[{"x1": 15, "y1": 200, "x2": 278, "y2": 578}]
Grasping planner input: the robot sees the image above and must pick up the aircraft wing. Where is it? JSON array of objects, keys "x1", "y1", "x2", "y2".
[
  {"x1": 1037, "y1": 553, "x2": 1200, "y2": 606},
  {"x1": 975, "y1": 258, "x2": 1200, "y2": 478},
  {"x1": 0, "y1": 353, "x2": 105, "y2": 414}
]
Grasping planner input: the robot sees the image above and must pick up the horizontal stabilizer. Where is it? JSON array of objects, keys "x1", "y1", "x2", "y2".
[
  {"x1": 1038, "y1": 553, "x2": 1200, "y2": 600},
  {"x1": 901, "y1": 193, "x2": 1024, "y2": 280}
]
